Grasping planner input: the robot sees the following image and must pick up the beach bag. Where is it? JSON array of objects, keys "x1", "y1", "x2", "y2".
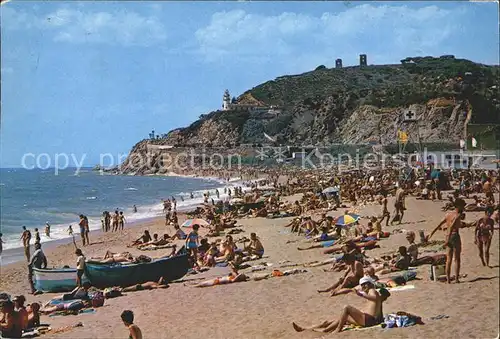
[{"x1": 90, "y1": 291, "x2": 105, "y2": 307}]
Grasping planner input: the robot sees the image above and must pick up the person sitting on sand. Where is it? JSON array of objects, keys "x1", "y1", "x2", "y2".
[
  {"x1": 129, "y1": 231, "x2": 152, "y2": 247},
  {"x1": 324, "y1": 266, "x2": 380, "y2": 297},
  {"x1": 244, "y1": 233, "x2": 264, "y2": 257},
  {"x1": 318, "y1": 253, "x2": 364, "y2": 296},
  {"x1": 465, "y1": 195, "x2": 488, "y2": 212},
  {"x1": 26, "y1": 303, "x2": 40, "y2": 328},
  {"x1": 373, "y1": 246, "x2": 412, "y2": 274},
  {"x1": 170, "y1": 225, "x2": 187, "y2": 240},
  {"x1": 121, "y1": 310, "x2": 143, "y2": 339},
  {"x1": 293, "y1": 276, "x2": 390, "y2": 333},
  {"x1": 13, "y1": 296, "x2": 28, "y2": 331},
  {"x1": 0, "y1": 300, "x2": 22, "y2": 338},
  {"x1": 120, "y1": 277, "x2": 169, "y2": 293}
]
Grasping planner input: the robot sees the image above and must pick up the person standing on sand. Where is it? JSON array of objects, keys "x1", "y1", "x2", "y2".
[
  {"x1": 78, "y1": 215, "x2": 86, "y2": 246},
  {"x1": 20, "y1": 226, "x2": 31, "y2": 262},
  {"x1": 28, "y1": 243, "x2": 47, "y2": 294},
  {"x1": 83, "y1": 216, "x2": 90, "y2": 245},
  {"x1": 112, "y1": 210, "x2": 119, "y2": 232},
  {"x1": 474, "y1": 208, "x2": 495, "y2": 267},
  {"x1": 121, "y1": 310, "x2": 142, "y2": 339},
  {"x1": 75, "y1": 248, "x2": 86, "y2": 287},
  {"x1": 186, "y1": 224, "x2": 200, "y2": 264},
  {"x1": 119, "y1": 212, "x2": 126, "y2": 231},
  {"x1": 133, "y1": 205, "x2": 137, "y2": 213},
  {"x1": 293, "y1": 277, "x2": 390, "y2": 333},
  {"x1": 391, "y1": 185, "x2": 406, "y2": 225},
  {"x1": 34, "y1": 229, "x2": 41, "y2": 245},
  {"x1": 428, "y1": 199, "x2": 465, "y2": 283},
  {"x1": 44, "y1": 222, "x2": 50, "y2": 238},
  {"x1": 379, "y1": 192, "x2": 390, "y2": 227}
]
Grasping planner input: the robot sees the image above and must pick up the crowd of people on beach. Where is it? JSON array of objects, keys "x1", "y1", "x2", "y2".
[{"x1": 2, "y1": 163, "x2": 499, "y2": 337}]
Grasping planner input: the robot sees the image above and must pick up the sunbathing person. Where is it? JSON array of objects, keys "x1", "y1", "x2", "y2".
[
  {"x1": 62, "y1": 281, "x2": 91, "y2": 300},
  {"x1": 465, "y1": 195, "x2": 488, "y2": 212},
  {"x1": 87, "y1": 253, "x2": 134, "y2": 264},
  {"x1": 120, "y1": 277, "x2": 169, "y2": 292},
  {"x1": 138, "y1": 234, "x2": 171, "y2": 249},
  {"x1": 317, "y1": 253, "x2": 364, "y2": 296},
  {"x1": 170, "y1": 225, "x2": 187, "y2": 240},
  {"x1": 243, "y1": 232, "x2": 264, "y2": 257},
  {"x1": 293, "y1": 277, "x2": 390, "y2": 333},
  {"x1": 26, "y1": 303, "x2": 40, "y2": 328},
  {"x1": 128, "y1": 231, "x2": 152, "y2": 247},
  {"x1": 193, "y1": 267, "x2": 248, "y2": 287},
  {"x1": 373, "y1": 246, "x2": 412, "y2": 274},
  {"x1": 41, "y1": 299, "x2": 91, "y2": 315},
  {"x1": 325, "y1": 266, "x2": 380, "y2": 297},
  {"x1": 323, "y1": 239, "x2": 378, "y2": 255}
]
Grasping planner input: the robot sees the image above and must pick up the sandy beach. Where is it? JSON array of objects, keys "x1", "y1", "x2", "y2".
[{"x1": 1, "y1": 193, "x2": 498, "y2": 339}]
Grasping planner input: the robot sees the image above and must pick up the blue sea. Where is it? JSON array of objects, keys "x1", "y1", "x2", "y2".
[{"x1": 0, "y1": 168, "x2": 233, "y2": 251}]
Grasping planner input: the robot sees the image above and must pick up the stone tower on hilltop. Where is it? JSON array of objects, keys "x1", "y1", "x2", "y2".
[
  {"x1": 359, "y1": 54, "x2": 367, "y2": 66},
  {"x1": 335, "y1": 58, "x2": 343, "y2": 68}
]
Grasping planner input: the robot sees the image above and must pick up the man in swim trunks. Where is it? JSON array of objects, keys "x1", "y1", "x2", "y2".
[
  {"x1": 120, "y1": 277, "x2": 169, "y2": 292},
  {"x1": 391, "y1": 186, "x2": 405, "y2": 225},
  {"x1": 244, "y1": 232, "x2": 264, "y2": 257},
  {"x1": 20, "y1": 226, "x2": 32, "y2": 262},
  {"x1": 379, "y1": 192, "x2": 390, "y2": 226},
  {"x1": 317, "y1": 253, "x2": 364, "y2": 296},
  {"x1": 293, "y1": 276, "x2": 390, "y2": 333},
  {"x1": 474, "y1": 208, "x2": 495, "y2": 267},
  {"x1": 428, "y1": 198, "x2": 465, "y2": 283}
]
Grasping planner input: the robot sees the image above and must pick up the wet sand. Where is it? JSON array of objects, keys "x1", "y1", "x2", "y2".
[{"x1": 0, "y1": 196, "x2": 498, "y2": 339}]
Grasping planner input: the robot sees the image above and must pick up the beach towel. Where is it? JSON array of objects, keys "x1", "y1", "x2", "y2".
[
  {"x1": 387, "y1": 285, "x2": 415, "y2": 292},
  {"x1": 383, "y1": 312, "x2": 423, "y2": 328}
]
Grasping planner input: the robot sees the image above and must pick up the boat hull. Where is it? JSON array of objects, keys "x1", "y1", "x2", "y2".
[
  {"x1": 84, "y1": 254, "x2": 190, "y2": 288},
  {"x1": 33, "y1": 268, "x2": 89, "y2": 292}
]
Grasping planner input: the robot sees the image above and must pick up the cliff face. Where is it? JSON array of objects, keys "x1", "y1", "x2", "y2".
[{"x1": 118, "y1": 56, "x2": 499, "y2": 173}]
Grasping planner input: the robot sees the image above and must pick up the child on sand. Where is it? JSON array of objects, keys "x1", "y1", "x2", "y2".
[
  {"x1": 121, "y1": 310, "x2": 143, "y2": 339},
  {"x1": 186, "y1": 224, "x2": 200, "y2": 262},
  {"x1": 75, "y1": 249, "x2": 86, "y2": 287}
]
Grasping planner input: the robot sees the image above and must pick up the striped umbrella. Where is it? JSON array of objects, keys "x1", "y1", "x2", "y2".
[
  {"x1": 335, "y1": 214, "x2": 360, "y2": 226},
  {"x1": 181, "y1": 218, "x2": 209, "y2": 228}
]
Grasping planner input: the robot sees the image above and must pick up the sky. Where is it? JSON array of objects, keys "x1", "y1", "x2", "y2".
[{"x1": 1, "y1": 1, "x2": 498, "y2": 168}]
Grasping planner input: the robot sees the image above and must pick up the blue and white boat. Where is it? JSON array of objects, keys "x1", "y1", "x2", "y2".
[{"x1": 33, "y1": 267, "x2": 89, "y2": 293}]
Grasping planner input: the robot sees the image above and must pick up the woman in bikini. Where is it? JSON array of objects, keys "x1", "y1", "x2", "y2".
[{"x1": 474, "y1": 208, "x2": 495, "y2": 267}]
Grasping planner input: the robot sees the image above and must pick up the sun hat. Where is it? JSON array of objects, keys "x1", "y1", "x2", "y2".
[{"x1": 359, "y1": 276, "x2": 375, "y2": 286}]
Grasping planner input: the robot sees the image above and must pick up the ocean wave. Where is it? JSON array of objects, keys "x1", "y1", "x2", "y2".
[
  {"x1": 124, "y1": 187, "x2": 138, "y2": 191},
  {"x1": 86, "y1": 196, "x2": 97, "y2": 200}
]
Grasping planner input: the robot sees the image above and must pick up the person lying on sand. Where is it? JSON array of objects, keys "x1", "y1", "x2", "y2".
[
  {"x1": 193, "y1": 267, "x2": 248, "y2": 287},
  {"x1": 317, "y1": 253, "x2": 364, "y2": 296},
  {"x1": 87, "y1": 253, "x2": 134, "y2": 264},
  {"x1": 119, "y1": 277, "x2": 169, "y2": 292},
  {"x1": 40, "y1": 300, "x2": 91, "y2": 315},
  {"x1": 62, "y1": 282, "x2": 91, "y2": 301},
  {"x1": 323, "y1": 239, "x2": 378, "y2": 255},
  {"x1": 293, "y1": 277, "x2": 390, "y2": 333},
  {"x1": 170, "y1": 225, "x2": 187, "y2": 240},
  {"x1": 138, "y1": 234, "x2": 171, "y2": 249}
]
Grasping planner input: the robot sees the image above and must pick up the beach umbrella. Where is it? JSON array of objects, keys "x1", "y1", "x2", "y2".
[
  {"x1": 335, "y1": 214, "x2": 360, "y2": 226},
  {"x1": 322, "y1": 187, "x2": 338, "y2": 194},
  {"x1": 181, "y1": 218, "x2": 209, "y2": 228}
]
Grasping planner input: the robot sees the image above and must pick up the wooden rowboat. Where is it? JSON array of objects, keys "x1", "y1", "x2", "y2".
[
  {"x1": 33, "y1": 267, "x2": 89, "y2": 292},
  {"x1": 84, "y1": 252, "x2": 190, "y2": 289}
]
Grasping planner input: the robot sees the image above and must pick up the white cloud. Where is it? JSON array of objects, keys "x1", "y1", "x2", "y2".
[
  {"x1": 195, "y1": 5, "x2": 467, "y2": 65},
  {"x1": 2, "y1": 6, "x2": 167, "y2": 47}
]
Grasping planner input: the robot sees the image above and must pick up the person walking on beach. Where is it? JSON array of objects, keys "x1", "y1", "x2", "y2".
[
  {"x1": 119, "y1": 212, "x2": 126, "y2": 230},
  {"x1": 428, "y1": 199, "x2": 465, "y2": 283},
  {"x1": 474, "y1": 208, "x2": 495, "y2": 267},
  {"x1": 133, "y1": 205, "x2": 137, "y2": 213},
  {"x1": 112, "y1": 210, "x2": 119, "y2": 232},
  {"x1": 28, "y1": 243, "x2": 47, "y2": 294},
  {"x1": 121, "y1": 310, "x2": 142, "y2": 339},
  {"x1": 44, "y1": 222, "x2": 51, "y2": 238},
  {"x1": 68, "y1": 225, "x2": 73, "y2": 236},
  {"x1": 379, "y1": 192, "x2": 390, "y2": 227},
  {"x1": 34, "y1": 228, "x2": 41, "y2": 245},
  {"x1": 20, "y1": 226, "x2": 32, "y2": 262},
  {"x1": 75, "y1": 249, "x2": 86, "y2": 287}
]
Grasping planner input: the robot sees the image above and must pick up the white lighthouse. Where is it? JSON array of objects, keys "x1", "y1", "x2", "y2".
[{"x1": 223, "y1": 89, "x2": 231, "y2": 111}]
